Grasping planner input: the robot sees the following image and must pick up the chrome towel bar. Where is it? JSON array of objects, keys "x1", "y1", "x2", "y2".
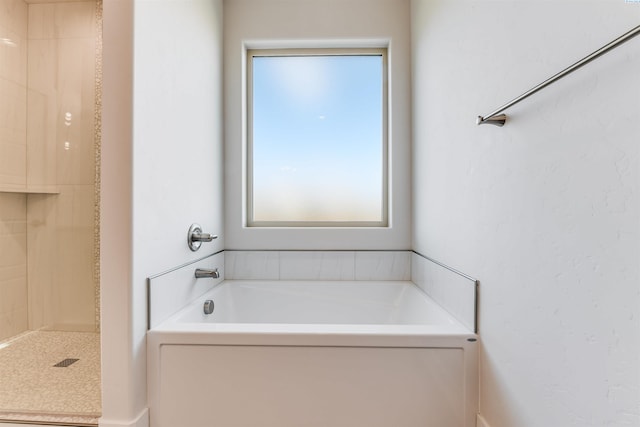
[{"x1": 477, "y1": 24, "x2": 640, "y2": 127}]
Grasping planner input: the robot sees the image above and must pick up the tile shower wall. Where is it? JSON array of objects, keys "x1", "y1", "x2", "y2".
[
  {"x1": 225, "y1": 251, "x2": 412, "y2": 281},
  {"x1": 26, "y1": 1, "x2": 98, "y2": 331},
  {"x1": 0, "y1": 0, "x2": 29, "y2": 341},
  {"x1": 0, "y1": 0, "x2": 28, "y2": 189},
  {"x1": 0, "y1": 0, "x2": 98, "y2": 336},
  {"x1": 0, "y1": 194, "x2": 27, "y2": 341},
  {"x1": 411, "y1": 252, "x2": 476, "y2": 332}
]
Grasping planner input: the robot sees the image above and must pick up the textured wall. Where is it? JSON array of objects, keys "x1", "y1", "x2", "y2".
[
  {"x1": 101, "y1": 0, "x2": 225, "y2": 425},
  {"x1": 411, "y1": 1, "x2": 640, "y2": 426}
]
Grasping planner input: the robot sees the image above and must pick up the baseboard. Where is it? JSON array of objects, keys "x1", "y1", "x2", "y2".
[
  {"x1": 477, "y1": 413, "x2": 491, "y2": 427},
  {"x1": 99, "y1": 408, "x2": 149, "y2": 427}
]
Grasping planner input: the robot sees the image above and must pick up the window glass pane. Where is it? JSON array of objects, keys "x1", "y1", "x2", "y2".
[{"x1": 251, "y1": 54, "x2": 384, "y2": 224}]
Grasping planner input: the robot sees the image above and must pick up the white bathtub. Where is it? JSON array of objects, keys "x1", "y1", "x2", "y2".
[{"x1": 147, "y1": 280, "x2": 478, "y2": 427}]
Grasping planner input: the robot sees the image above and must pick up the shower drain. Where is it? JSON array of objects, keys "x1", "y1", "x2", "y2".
[{"x1": 53, "y1": 358, "x2": 79, "y2": 368}]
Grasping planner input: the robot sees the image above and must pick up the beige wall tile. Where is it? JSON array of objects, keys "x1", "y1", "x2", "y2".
[
  {"x1": 0, "y1": 0, "x2": 28, "y2": 38},
  {"x1": 26, "y1": 193, "x2": 57, "y2": 329},
  {"x1": 0, "y1": 193, "x2": 28, "y2": 341},
  {"x1": 0, "y1": 26, "x2": 28, "y2": 86},
  {"x1": 55, "y1": 184, "x2": 73, "y2": 227},
  {"x1": 0, "y1": 277, "x2": 28, "y2": 315},
  {"x1": 0, "y1": 137, "x2": 27, "y2": 187},
  {"x1": 0, "y1": 308, "x2": 28, "y2": 341},
  {"x1": 0, "y1": 78, "x2": 27, "y2": 131},
  {"x1": 26, "y1": 88, "x2": 57, "y2": 186},
  {"x1": 26, "y1": 38, "x2": 56, "y2": 95},
  {"x1": 0, "y1": 194, "x2": 27, "y2": 275},
  {"x1": 0, "y1": 263, "x2": 25, "y2": 284},
  {"x1": 78, "y1": 37, "x2": 97, "y2": 185},
  {"x1": 72, "y1": 184, "x2": 95, "y2": 227},
  {"x1": 0, "y1": 232, "x2": 27, "y2": 268},
  {"x1": 55, "y1": 1, "x2": 96, "y2": 39},
  {"x1": 29, "y1": 2, "x2": 96, "y2": 40},
  {"x1": 28, "y1": 36, "x2": 96, "y2": 186},
  {"x1": 46, "y1": 185, "x2": 96, "y2": 329},
  {"x1": 26, "y1": 186, "x2": 98, "y2": 331},
  {"x1": 27, "y1": 3, "x2": 54, "y2": 40},
  {"x1": 54, "y1": 184, "x2": 95, "y2": 228},
  {"x1": 26, "y1": 39, "x2": 63, "y2": 189},
  {"x1": 56, "y1": 38, "x2": 96, "y2": 186},
  {"x1": 54, "y1": 226, "x2": 95, "y2": 329},
  {"x1": 1, "y1": 0, "x2": 99, "y2": 336},
  {"x1": 0, "y1": 78, "x2": 27, "y2": 187},
  {"x1": 0, "y1": 192, "x2": 26, "y2": 240}
]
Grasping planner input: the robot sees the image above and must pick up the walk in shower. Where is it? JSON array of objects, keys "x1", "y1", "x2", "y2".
[{"x1": 0, "y1": 0, "x2": 101, "y2": 424}]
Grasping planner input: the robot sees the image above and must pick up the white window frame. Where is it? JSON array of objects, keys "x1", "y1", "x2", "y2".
[{"x1": 246, "y1": 48, "x2": 389, "y2": 228}]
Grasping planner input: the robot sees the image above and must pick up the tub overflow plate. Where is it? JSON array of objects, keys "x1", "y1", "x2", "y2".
[{"x1": 203, "y1": 299, "x2": 214, "y2": 315}]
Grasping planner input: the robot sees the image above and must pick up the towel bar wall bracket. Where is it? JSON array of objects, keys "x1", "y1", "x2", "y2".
[{"x1": 477, "y1": 24, "x2": 640, "y2": 127}]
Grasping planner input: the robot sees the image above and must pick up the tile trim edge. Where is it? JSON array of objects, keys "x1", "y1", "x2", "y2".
[{"x1": 412, "y1": 251, "x2": 479, "y2": 333}]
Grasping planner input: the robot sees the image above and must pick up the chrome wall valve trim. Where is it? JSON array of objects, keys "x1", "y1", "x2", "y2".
[
  {"x1": 188, "y1": 223, "x2": 218, "y2": 251},
  {"x1": 195, "y1": 268, "x2": 220, "y2": 279}
]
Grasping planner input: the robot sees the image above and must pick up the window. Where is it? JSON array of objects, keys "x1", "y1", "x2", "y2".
[{"x1": 247, "y1": 48, "x2": 388, "y2": 227}]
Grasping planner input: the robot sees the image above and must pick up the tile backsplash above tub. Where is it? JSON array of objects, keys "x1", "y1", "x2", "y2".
[
  {"x1": 148, "y1": 250, "x2": 478, "y2": 334},
  {"x1": 411, "y1": 252, "x2": 477, "y2": 332},
  {"x1": 225, "y1": 251, "x2": 412, "y2": 281}
]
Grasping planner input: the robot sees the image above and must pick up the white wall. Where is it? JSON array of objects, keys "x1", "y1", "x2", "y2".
[
  {"x1": 224, "y1": 0, "x2": 411, "y2": 250},
  {"x1": 101, "y1": 0, "x2": 224, "y2": 425},
  {"x1": 411, "y1": 1, "x2": 640, "y2": 426}
]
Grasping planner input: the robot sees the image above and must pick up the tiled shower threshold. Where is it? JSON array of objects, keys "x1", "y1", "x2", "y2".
[
  {"x1": 0, "y1": 412, "x2": 98, "y2": 426},
  {"x1": 0, "y1": 331, "x2": 101, "y2": 427}
]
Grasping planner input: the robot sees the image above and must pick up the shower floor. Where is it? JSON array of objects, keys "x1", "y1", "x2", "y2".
[{"x1": 0, "y1": 330, "x2": 101, "y2": 426}]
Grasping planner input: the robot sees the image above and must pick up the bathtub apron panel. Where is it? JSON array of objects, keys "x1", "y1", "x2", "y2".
[{"x1": 154, "y1": 345, "x2": 466, "y2": 427}]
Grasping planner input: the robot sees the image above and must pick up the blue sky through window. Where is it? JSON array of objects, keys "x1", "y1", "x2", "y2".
[{"x1": 251, "y1": 53, "x2": 384, "y2": 223}]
